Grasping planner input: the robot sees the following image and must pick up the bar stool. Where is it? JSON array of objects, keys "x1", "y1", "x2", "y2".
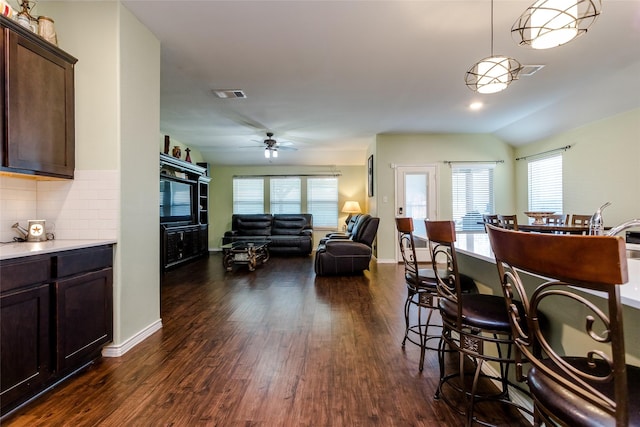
[
  {"x1": 426, "y1": 220, "x2": 530, "y2": 426},
  {"x1": 487, "y1": 225, "x2": 640, "y2": 426},
  {"x1": 395, "y1": 217, "x2": 441, "y2": 372}
]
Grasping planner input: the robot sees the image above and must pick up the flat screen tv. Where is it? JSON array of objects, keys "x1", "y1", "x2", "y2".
[{"x1": 160, "y1": 177, "x2": 194, "y2": 224}]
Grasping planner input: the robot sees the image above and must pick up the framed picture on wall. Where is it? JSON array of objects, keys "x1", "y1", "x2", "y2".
[{"x1": 368, "y1": 155, "x2": 374, "y2": 197}]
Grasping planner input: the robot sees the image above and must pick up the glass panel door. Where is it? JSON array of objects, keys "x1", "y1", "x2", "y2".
[{"x1": 395, "y1": 165, "x2": 437, "y2": 261}]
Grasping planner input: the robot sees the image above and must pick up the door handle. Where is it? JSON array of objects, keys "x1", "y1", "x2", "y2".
[{"x1": 398, "y1": 207, "x2": 403, "y2": 215}]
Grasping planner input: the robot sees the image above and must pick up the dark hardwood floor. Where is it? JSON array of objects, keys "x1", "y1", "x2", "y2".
[{"x1": 4, "y1": 253, "x2": 530, "y2": 426}]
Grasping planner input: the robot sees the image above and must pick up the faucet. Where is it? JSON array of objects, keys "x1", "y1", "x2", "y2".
[
  {"x1": 607, "y1": 219, "x2": 640, "y2": 237},
  {"x1": 12, "y1": 222, "x2": 28, "y2": 239},
  {"x1": 589, "y1": 202, "x2": 611, "y2": 235}
]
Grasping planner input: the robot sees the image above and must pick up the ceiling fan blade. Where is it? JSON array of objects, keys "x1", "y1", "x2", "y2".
[{"x1": 275, "y1": 145, "x2": 297, "y2": 151}]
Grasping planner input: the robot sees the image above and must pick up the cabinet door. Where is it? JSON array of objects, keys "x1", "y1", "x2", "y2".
[
  {"x1": 0, "y1": 284, "x2": 51, "y2": 414},
  {"x1": 55, "y1": 268, "x2": 113, "y2": 373},
  {"x1": 5, "y1": 30, "x2": 75, "y2": 178}
]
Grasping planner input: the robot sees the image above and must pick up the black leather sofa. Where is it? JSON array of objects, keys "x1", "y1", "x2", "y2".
[
  {"x1": 314, "y1": 214, "x2": 380, "y2": 275},
  {"x1": 222, "y1": 214, "x2": 313, "y2": 255}
]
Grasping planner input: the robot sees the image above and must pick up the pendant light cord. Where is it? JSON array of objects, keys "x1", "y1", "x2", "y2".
[{"x1": 490, "y1": 0, "x2": 494, "y2": 56}]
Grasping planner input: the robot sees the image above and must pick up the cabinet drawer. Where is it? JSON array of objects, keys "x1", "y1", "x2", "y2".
[
  {"x1": 0, "y1": 256, "x2": 50, "y2": 293},
  {"x1": 54, "y1": 246, "x2": 113, "y2": 278}
]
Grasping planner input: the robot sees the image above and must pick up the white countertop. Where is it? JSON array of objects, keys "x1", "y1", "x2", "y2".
[
  {"x1": 0, "y1": 239, "x2": 117, "y2": 260},
  {"x1": 455, "y1": 233, "x2": 640, "y2": 310}
]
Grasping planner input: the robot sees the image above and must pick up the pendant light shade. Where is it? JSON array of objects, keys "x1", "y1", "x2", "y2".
[
  {"x1": 465, "y1": 56, "x2": 521, "y2": 94},
  {"x1": 465, "y1": 0, "x2": 521, "y2": 94},
  {"x1": 264, "y1": 147, "x2": 278, "y2": 159},
  {"x1": 512, "y1": 0, "x2": 602, "y2": 49}
]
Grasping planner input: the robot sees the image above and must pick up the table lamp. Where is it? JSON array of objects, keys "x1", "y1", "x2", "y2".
[{"x1": 341, "y1": 201, "x2": 362, "y2": 224}]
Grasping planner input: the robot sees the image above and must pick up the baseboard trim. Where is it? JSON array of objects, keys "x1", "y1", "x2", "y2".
[
  {"x1": 102, "y1": 319, "x2": 163, "y2": 358},
  {"x1": 376, "y1": 258, "x2": 397, "y2": 264}
]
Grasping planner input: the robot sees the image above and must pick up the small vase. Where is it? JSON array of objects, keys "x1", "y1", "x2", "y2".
[
  {"x1": 172, "y1": 146, "x2": 181, "y2": 159},
  {"x1": 37, "y1": 16, "x2": 57, "y2": 45},
  {"x1": 185, "y1": 148, "x2": 192, "y2": 163}
]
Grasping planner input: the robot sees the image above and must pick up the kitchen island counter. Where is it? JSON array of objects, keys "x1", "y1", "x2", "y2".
[{"x1": 454, "y1": 233, "x2": 640, "y2": 309}]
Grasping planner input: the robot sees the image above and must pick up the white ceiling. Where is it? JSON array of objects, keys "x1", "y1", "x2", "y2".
[{"x1": 122, "y1": 1, "x2": 640, "y2": 166}]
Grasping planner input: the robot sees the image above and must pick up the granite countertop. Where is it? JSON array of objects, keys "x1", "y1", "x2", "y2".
[
  {"x1": 0, "y1": 239, "x2": 117, "y2": 261},
  {"x1": 455, "y1": 233, "x2": 640, "y2": 310}
]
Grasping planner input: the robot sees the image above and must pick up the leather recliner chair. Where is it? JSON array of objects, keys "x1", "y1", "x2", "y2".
[
  {"x1": 314, "y1": 214, "x2": 380, "y2": 276},
  {"x1": 320, "y1": 213, "x2": 362, "y2": 244}
]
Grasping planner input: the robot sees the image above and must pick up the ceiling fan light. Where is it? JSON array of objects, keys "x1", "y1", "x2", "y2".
[
  {"x1": 264, "y1": 148, "x2": 270, "y2": 159},
  {"x1": 512, "y1": 0, "x2": 601, "y2": 49},
  {"x1": 465, "y1": 56, "x2": 521, "y2": 94},
  {"x1": 272, "y1": 149, "x2": 278, "y2": 158}
]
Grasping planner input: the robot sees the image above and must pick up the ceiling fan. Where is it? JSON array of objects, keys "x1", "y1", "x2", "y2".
[{"x1": 256, "y1": 132, "x2": 297, "y2": 159}]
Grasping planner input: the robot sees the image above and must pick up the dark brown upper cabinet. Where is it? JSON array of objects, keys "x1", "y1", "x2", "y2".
[{"x1": 0, "y1": 16, "x2": 77, "y2": 179}]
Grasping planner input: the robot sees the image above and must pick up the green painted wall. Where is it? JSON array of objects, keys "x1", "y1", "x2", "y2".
[
  {"x1": 374, "y1": 134, "x2": 515, "y2": 262},
  {"x1": 38, "y1": 1, "x2": 161, "y2": 346},
  {"x1": 514, "y1": 108, "x2": 640, "y2": 227}
]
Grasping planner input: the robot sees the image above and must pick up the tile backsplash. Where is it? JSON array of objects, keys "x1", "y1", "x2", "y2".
[{"x1": 0, "y1": 170, "x2": 119, "y2": 242}]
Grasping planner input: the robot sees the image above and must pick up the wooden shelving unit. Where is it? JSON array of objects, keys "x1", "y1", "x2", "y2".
[{"x1": 160, "y1": 153, "x2": 211, "y2": 270}]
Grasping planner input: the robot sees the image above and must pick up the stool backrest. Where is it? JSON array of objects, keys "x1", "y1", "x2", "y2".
[
  {"x1": 424, "y1": 221, "x2": 460, "y2": 322},
  {"x1": 396, "y1": 217, "x2": 419, "y2": 287},
  {"x1": 486, "y1": 225, "x2": 629, "y2": 426}
]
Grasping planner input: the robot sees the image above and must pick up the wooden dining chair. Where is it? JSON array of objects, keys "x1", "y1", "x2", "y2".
[
  {"x1": 482, "y1": 214, "x2": 499, "y2": 226},
  {"x1": 545, "y1": 214, "x2": 568, "y2": 226},
  {"x1": 486, "y1": 225, "x2": 640, "y2": 427},
  {"x1": 497, "y1": 214, "x2": 518, "y2": 231},
  {"x1": 570, "y1": 214, "x2": 592, "y2": 226}
]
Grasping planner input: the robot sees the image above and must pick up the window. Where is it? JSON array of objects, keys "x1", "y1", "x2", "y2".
[
  {"x1": 233, "y1": 178, "x2": 264, "y2": 214},
  {"x1": 451, "y1": 164, "x2": 495, "y2": 232},
  {"x1": 528, "y1": 154, "x2": 562, "y2": 213},
  {"x1": 270, "y1": 177, "x2": 301, "y2": 214},
  {"x1": 233, "y1": 176, "x2": 339, "y2": 226},
  {"x1": 307, "y1": 177, "x2": 338, "y2": 228}
]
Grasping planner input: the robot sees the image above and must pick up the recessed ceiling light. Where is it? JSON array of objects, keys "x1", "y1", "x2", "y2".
[{"x1": 469, "y1": 102, "x2": 484, "y2": 110}]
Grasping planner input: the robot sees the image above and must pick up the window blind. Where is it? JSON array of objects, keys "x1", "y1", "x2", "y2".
[
  {"x1": 528, "y1": 154, "x2": 563, "y2": 213},
  {"x1": 451, "y1": 164, "x2": 495, "y2": 232},
  {"x1": 307, "y1": 178, "x2": 338, "y2": 228},
  {"x1": 270, "y1": 178, "x2": 301, "y2": 214},
  {"x1": 233, "y1": 178, "x2": 264, "y2": 214}
]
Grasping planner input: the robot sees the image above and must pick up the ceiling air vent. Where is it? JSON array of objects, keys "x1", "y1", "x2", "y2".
[
  {"x1": 212, "y1": 89, "x2": 246, "y2": 99},
  {"x1": 519, "y1": 65, "x2": 545, "y2": 77}
]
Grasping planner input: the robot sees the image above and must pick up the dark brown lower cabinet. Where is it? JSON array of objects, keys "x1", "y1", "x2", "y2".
[
  {"x1": 56, "y1": 268, "x2": 113, "y2": 374},
  {"x1": 0, "y1": 244, "x2": 113, "y2": 418},
  {"x1": 162, "y1": 224, "x2": 208, "y2": 270},
  {"x1": 0, "y1": 283, "x2": 51, "y2": 413}
]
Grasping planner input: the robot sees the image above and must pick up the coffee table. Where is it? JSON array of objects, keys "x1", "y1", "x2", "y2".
[{"x1": 221, "y1": 241, "x2": 270, "y2": 271}]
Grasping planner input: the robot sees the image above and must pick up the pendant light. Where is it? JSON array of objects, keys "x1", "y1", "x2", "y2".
[
  {"x1": 465, "y1": 0, "x2": 521, "y2": 94},
  {"x1": 512, "y1": 0, "x2": 602, "y2": 49}
]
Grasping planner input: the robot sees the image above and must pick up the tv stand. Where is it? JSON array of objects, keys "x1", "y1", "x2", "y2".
[{"x1": 160, "y1": 153, "x2": 211, "y2": 270}]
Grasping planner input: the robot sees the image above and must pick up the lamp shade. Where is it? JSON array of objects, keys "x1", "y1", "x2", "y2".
[
  {"x1": 512, "y1": 0, "x2": 602, "y2": 49},
  {"x1": 341, "y1": 201, "x2": 362, "y2": 214},
  {"x1": 465, "y1": 55, "x2": 521, "y2": 94}
]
